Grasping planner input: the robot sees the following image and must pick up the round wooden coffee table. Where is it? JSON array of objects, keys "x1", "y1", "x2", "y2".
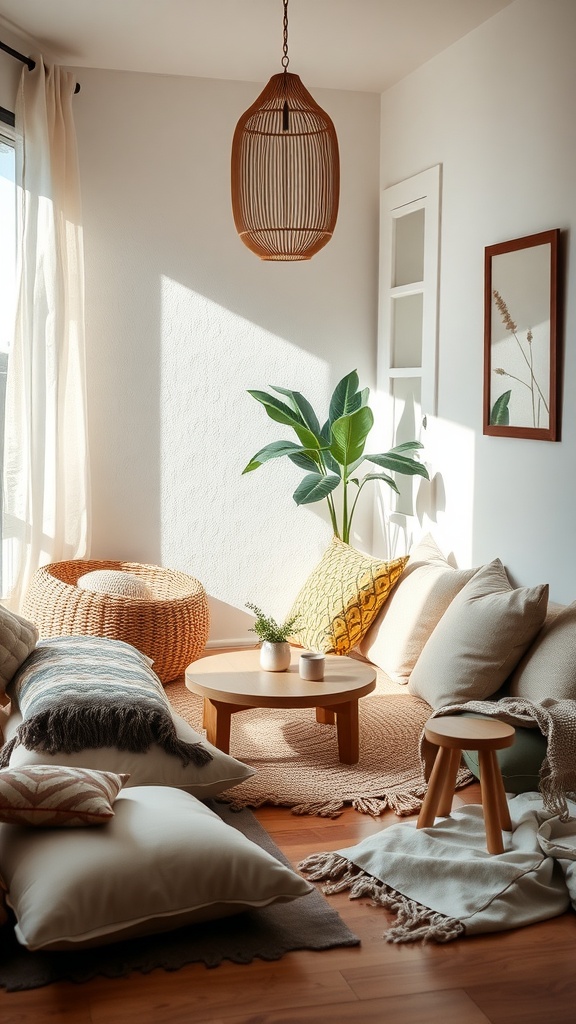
[{"x1": 185, "y1": 648, "x2": 376, "y2": 765}]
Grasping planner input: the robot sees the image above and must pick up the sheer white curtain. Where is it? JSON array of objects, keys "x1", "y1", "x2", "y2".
[{"x1": 2, "y1": 56, "x2": 90, "y2": 611}]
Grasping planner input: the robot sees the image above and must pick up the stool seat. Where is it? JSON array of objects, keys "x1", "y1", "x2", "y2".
[{"x1": 417, "y1": 714, "x2": 516, "y2": 854}]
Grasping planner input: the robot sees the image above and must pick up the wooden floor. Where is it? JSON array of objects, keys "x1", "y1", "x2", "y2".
[{"x1": 2, "y1": 781, "x2": 576, "y2": 1024}]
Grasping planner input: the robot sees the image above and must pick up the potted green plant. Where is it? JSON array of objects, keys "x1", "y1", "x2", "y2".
[
  {"x1": 242, "y1": 369, "x2": 429, "y2": 544},
  {"x1": 246, "y1": 602, "x2": 299, "y2": 672}
]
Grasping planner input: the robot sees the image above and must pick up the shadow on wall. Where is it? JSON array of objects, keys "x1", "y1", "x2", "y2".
[{"x1": 206, "y1": 596, "x2": 261, "y2": 648}]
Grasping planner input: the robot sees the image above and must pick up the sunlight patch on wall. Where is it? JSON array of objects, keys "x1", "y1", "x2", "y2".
[
  {"x1": 372, "y1": 379, "x2": 476, "y2": 568},
  {"x1": 158, "y1": 275, "x2": 333, "y2": 625}
]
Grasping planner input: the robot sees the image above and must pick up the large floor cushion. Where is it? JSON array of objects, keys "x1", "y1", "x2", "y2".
[
  {"x1": 0, "y1": 786, "x2": 313, "y2": 950},
  {"x1": 1, "y1": 705, "x2": 254, "y2": 798}
]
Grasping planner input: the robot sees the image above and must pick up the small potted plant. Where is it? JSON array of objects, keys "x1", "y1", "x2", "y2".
[{"x1": 245, "y1": 602, "x2": 299, "y2": 672}]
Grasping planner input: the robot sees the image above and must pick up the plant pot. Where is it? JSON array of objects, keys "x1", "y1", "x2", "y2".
[{"x1": 260, "y1": 641, "x2": 291, "y2": 672}]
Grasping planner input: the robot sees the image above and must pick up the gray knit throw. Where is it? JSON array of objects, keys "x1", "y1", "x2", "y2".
[{"x1": 0, "y1": 635, "x2": 212, "y2": 769}]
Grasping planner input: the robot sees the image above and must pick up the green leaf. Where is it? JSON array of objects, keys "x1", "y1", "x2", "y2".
[
  {"x1": 328, "y1": 370, "x2": 363, "y2": 423},
  {"x1": 366, "y1": 451, "x2": 429, "y2": 479},
  {"x1": 491, "y1": 390, "x2": 511, "y2": 425},
  {"x1": 247, "y1": 390, "x2": 320, "y2": 450},
  {"x1": 293, "y1": 473, "x2": 340, "y2": 506},
  {"x1": 288, "y1": 451, "x2": 321, "y2": 473},
  {"x1": 330, "y1": 406, "x2": 374, "y2": 468},
  {"x1": 357, "y1": 471, "x2": 400, "y2": 494},
  {"x1": 243, "y1": 440, "x2": 312, "y2": 474},
  {"x1": 386, "y1": 440, "x2": 425, "y2": 455},
  {"x1": 321, "y1": 450, "x2": 342, "y2": 476},
  {"x1": 271, "y1": 387, "x2": 322, "y2": 436}
]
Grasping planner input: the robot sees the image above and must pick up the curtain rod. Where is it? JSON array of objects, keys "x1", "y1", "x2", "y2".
[{"x1": 0, "y1": 38, "x2": 81, "y2": 93}]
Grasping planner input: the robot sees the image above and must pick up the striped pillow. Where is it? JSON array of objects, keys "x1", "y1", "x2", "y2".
[{"x1": 0, "y1": 765, "x2": 128, "y2": 827}]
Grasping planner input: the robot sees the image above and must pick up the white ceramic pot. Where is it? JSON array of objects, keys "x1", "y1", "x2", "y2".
[{"x1": 260, "y1": 641, "x2": 291, "y2": 672}]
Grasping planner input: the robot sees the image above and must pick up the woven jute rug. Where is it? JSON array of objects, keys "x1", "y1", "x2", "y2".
[{"x1": 165, "y1": 668, "x2": 473, "y2": 818}]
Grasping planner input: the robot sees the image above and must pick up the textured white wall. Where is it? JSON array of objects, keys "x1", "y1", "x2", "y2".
[
  {"x1": 71, "y1": 70, "x2": 380, "y2": 641},
  {"x1": 380, "y1": 0, "x2": 576, "y2": 602}
]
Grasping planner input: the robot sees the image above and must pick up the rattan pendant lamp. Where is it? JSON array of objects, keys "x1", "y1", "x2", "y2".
[{"x1": 231, "y1": 0, "x2": 339, "y2": 261}]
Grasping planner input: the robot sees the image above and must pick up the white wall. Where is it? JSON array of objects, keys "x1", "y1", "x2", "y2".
[
  {"x1": 380, "y1": 0, "x2": 576, "y2": 602},
  {"x1": 70, "y1": 69, "x2": 380, "y2": 641}
]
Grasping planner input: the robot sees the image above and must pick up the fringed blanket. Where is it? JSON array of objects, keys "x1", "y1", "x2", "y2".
[
  {"x1": 299, "y1": 792, "x2": 576, "y2": 943},
  {"x1": 300, "y1": 698, "x2": 576, "y2": 943},
  {"x1": 0, "y1": 636, "x2": 212, "y2": 769}
]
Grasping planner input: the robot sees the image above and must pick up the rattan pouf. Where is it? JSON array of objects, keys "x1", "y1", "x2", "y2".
[{"x1": 23, "y1": 560, "x2": 210, "y2": 685}]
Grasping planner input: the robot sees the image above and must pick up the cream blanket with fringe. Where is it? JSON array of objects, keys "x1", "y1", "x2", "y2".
[{"x1": 299, "y1": 792, "x2": 576, "y2": 943}]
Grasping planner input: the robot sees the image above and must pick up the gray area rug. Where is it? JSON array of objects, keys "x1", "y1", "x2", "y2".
[{"x1": 0, "y1": 800, "x2": 359, "y2": 991}]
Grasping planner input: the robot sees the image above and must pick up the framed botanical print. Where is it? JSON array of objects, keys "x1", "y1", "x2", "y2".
[{"x1": 483, "y1": 228, "x2": 560, "y2": 441}]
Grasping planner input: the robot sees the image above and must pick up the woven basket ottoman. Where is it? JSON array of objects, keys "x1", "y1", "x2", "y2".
[{"x1": 22, "y1": 560, "x2": 210, "y2": 685}]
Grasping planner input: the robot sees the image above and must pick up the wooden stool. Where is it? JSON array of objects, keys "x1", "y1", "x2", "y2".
[{"x1": 417, "y1": 715, "x2": 516, "y2": 854}]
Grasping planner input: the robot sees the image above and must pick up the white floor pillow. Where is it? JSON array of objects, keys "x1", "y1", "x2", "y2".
[{"x1": 0, "y1": 786, "x2": 313, "y2": 950}]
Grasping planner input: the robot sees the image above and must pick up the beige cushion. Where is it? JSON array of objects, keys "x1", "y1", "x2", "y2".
[
  {"x1": 0, "y1": 765, "x2": 128, "y2": 827},
  {"x1": 0, "y1": 786, "x2": 313, "y2": 950},
  {"x1": 288, "y1": 536, "x2": 407, "y2": 655},
  {"x1": 2, "y1": 704, "x2": 253, "y2": 798},
  {"x1": 358, "y1": 534, "x2": 477, "y2": 683},
  {"x1": 3, "y1": 706, "x2": 255, "y2": 798},
  {"x1": 508, "y1": 602, "x2": 576, "y2": 702},
  {"x1": 0, "y1": 605, "x2": 38, "y2": 695},
  {"x1": 77, "y1": 569, "x2": 151, "y2": 599},
  {"x1": 407, "y1": 559, "x2": 549, "y2": 709}
]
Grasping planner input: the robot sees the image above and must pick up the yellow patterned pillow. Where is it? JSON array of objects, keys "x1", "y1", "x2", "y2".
[{"x1": 289, "y1": 538, "x2": 408, "y2": 655}]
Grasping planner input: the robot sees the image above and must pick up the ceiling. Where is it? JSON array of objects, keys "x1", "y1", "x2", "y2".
[{"x1": 0, "y1": 0, "x2": 514, "y2": 94}]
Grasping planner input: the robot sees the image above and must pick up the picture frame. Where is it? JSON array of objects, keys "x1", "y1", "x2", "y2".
[{"x1": 483, "y1": 228, "x2": 560, "y2": 441}]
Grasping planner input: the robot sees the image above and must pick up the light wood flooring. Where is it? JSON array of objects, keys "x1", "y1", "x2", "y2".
[{"x1": 2, "y1": 780, "x2": 576, "y2": 1023}]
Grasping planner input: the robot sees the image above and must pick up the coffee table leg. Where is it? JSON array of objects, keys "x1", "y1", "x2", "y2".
[
  {"x1": 335, "y1": 700, "x2": 359, "y2": 764},
  {"x1": 316, "y1": 707, "x2": 335, "y2": 725},
  {"x1": 203, "y1": 698, "x2": 232, "y2": 754}
]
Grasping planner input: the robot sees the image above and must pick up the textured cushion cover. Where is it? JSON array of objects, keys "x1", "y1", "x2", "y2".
[
  {"x1": 358, "y1": 534, "x2": 477, "y2": 683},
  {"x1": 0, "y1": 765, "x2": 128, "y2": 827},
  {"x1": 0, "y1": 605, "x2": 38, "y2": 695},
  {"x1": 3, "y1": 707, "x2": 255, "y2": 797},
  {"x1": 0, "y1": 786, "x2": 313, "y2": 950},
  {"x1": 1, "y1": 636, "x2": 211, "y2": 771},
  {"x1": 289, "y1": 537, "x2": 408, "y2": 655},
  {"x1": 77, "y1": 569, "x2": 151, "y2": 599},
  {"x1": 407, "y1": 560, "x2": 549, "y2": 709},
  {"x1": 508, "y1": 602, "x2": 576, "y2": 702}
]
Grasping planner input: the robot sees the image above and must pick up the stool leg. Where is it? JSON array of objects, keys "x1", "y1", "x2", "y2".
[
  {"x1": 417, "y1": 745, "x2": 453, "y2": 829},
  {"x1": 478, "y1": 749, "x2": 505, "y2": 854},
  {"x1": 488, "y1": 748, "x2": 512, "y2": 832},
  {"x1": 437, "y1": 748, "x2": 463, "y2": 817}
]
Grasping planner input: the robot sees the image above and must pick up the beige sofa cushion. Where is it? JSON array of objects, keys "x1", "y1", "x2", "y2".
[
  {"x1": 508, "y1": 602, "x2": 576, "y2": 702},
  {"x1": 358, "y1": 534, "x2": 476, "y2": 683},
  {"x1": 408, "y1": 559, "x2": 549, "y2": 709}
]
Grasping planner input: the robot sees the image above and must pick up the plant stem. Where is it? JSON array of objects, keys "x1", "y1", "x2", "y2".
[
  {"x1": 317, "y1": 449, "x2": 340, "y2": 538},
  {"x1": 342, "y1": 471, "x2": 349, "y2": 544}
]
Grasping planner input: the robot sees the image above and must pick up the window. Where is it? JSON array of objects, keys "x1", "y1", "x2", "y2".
[
  {"x1": 373, "y1": 165, "x2": 441, "y2": 555},
  {"x1": 0, "y1": 126, "x2": 16, "y2": 594}
]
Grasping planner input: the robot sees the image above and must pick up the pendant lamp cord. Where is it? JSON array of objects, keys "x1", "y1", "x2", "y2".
[{"x1": 281, "y1": 0, "x2": 290, "y2": 130}]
